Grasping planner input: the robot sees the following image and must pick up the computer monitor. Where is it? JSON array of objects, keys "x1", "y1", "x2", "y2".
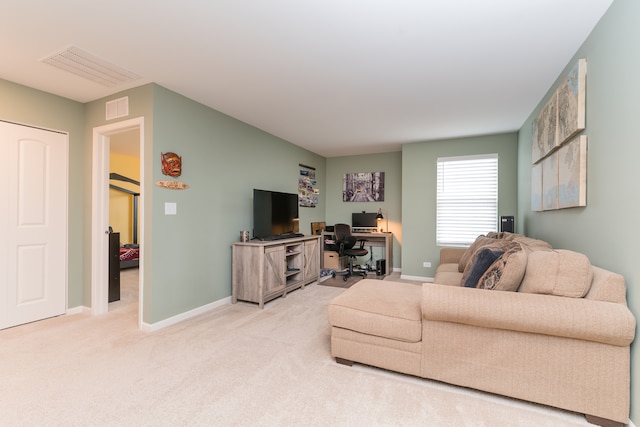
[{"x1": 352, "y1": 212, "x2": 378, "y2": 230}]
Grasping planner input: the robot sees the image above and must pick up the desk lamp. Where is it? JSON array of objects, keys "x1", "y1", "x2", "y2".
[{"x1": 376, "y1": 209, "x2": 387, "y2": 232}]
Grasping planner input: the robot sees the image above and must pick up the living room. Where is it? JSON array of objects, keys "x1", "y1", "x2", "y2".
[{"x1": 0, "y1": 0, "x2": 637, "y2": 424}]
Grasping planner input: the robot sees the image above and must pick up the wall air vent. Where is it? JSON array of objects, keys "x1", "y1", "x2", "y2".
[
  {"x1": 41, "y1": 45, "x2": 141, "y2": 87},
  {"x1": 106, "y1": 97, "x2": 129, "y2": 120}
]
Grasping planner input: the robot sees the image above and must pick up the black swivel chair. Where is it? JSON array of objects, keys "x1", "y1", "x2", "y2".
[{"x1": 332, "y1": 223, "x2": 368, "y2": 281}]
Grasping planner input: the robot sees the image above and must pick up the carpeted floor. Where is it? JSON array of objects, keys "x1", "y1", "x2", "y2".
[
  {"x1": 319, "y1": 273, "x2": 367, "y2": 288},
  {"x1": 0, "y1": 269, "x2": 595, "y2": 426},
  {"x1": 319, "y1": 270, "x2": 425, "y2": 288}
]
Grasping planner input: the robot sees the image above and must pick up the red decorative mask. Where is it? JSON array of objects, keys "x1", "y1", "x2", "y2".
[{"x1": 161, "y1": 152, "x2": 182, "y2": 177}]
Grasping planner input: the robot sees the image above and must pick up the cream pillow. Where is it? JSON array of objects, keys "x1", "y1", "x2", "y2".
[{"x1": 519, "y1": 249, "x2": 593, "y2": 297}]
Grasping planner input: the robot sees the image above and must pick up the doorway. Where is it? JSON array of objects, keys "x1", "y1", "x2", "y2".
[{"x1": 92, "y1": 118, "x2": 144, "y2": 329}]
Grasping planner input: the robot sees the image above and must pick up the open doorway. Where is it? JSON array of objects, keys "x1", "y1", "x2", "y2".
[
  {"x1": 108, "y1": 129, "x2": 140, "y2": 315},
  {"x1": 91, "y1": 118, "x2": 144, "y2": 329}
]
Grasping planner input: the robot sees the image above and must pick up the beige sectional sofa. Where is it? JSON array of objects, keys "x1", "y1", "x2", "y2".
[{"x1": 328, "y1": 233, "x2": 636, "y2": 426}]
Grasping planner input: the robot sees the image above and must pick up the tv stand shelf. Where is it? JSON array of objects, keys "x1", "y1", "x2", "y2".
[{"x1": 232, "y1": 235, "x2": 321, "y2": 308}]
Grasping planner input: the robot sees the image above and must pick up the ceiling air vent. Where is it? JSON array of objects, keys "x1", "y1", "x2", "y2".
[
  {"x1": 41, "y1": 45, "x2": 141, "y2": 87},
  {"x1": 106, "y1": 97, "x2": 129, "y2": 120}
]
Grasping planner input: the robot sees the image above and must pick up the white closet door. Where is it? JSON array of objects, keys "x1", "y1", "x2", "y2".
[{"x1": 0, "y1": 121, "x2": 68, "y2": 329}]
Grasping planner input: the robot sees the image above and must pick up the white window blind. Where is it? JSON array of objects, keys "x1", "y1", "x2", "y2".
[{"x1": 436, "y1": 154, "x2": 498, "y2": 247}]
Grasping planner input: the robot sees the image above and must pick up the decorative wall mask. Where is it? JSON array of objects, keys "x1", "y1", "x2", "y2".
[{"x1": 161, "y1": 152, "x2": 182, "y2": 177}]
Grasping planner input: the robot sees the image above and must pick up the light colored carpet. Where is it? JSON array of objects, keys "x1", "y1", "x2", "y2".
[
  {"x1": 319, "y1": 274, "x2": 365, "y2": 288},
  {"x1": 0, "y1": 269, "x2": 594, "y2": 426}
]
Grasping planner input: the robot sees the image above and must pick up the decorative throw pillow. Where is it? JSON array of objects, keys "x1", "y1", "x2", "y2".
[
  {"x1": 458, "y1": 235, "x2": 491, "y2": 272},
  {"x1": 477, "y1": 245, "x2": 527, "y2": 291},
  {"x1": 486, "y1": 231, "x2": 524, "y2": 240},
  {"x1": 460, "y1": 239, "x2": 520, "y2": 277},
  {"x1": 462, "y1": 248, "x2": 504, "y2": 288}
]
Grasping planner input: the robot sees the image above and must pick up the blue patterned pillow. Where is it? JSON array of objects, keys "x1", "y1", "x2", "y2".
[{"x1": 463, "y1": 248, "x2": 504, "y2": 288}]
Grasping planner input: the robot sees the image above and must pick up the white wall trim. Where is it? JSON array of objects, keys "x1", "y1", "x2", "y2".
[
  {"x1": 91, "y1": 117, "x2": 144, "y2": 327},
  {"x1": 140, "y1": 297, "x2": 232, "y2": 332},
  {"x1": 66, "y1": 306, "x2": 90, "y2": 315},
  {"x1": 400, "y1": 274, "x2": 433, "y2": 283}
]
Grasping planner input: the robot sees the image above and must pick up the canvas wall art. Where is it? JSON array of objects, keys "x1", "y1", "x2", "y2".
[
  {"x1": 531, "y1": 163, "x2": 543, "y2": 212},
  {"x1": 531, "y1": 58, "x2": 587, "y2": 211},
  {"x1": 557, "y1": 59, "x2": 587, "y2": 145},
  {"x1": 532, "y1": 94, "x2": 558, "y2": 164},
  {"x1": 558, "y1": 135, "x2": 587, "y2": 209},
  {"x1": 343, "y1": 172, "x2": 385, "y2": 202},
  {"x1": 542, "y1": 152, "x2": 559, "y2": 211}
]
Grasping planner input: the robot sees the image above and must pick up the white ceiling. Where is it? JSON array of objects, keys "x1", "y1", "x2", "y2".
[{"x1": 1, "y1": 1, "x2": 613, "y2": 157}]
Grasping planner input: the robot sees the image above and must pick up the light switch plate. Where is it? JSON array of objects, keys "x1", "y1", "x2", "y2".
[{"x1": 165, "y1": 202, "x2": 177, "y2": 215}]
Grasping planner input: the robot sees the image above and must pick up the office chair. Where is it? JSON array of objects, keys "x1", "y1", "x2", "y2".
[{"x1": 332, "y1": 223, "x2": 368, "y2": 281}]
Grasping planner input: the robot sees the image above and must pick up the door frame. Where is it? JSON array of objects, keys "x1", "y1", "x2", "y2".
[{"x1": 91, "y1": 117, "x2": 144, "y2": 328}]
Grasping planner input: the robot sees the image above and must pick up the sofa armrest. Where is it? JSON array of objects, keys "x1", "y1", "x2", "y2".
[
  {"x1": 422, "y1": 283, "x2": 636, "y2": 347},
  {"x1": 439, "y1": 247, "x2": 467, "y2": 265}
]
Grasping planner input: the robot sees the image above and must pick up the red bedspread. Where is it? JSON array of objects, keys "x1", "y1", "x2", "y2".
[{"x1": 119, "y1": 247, "x2": 139, "y2": 262}]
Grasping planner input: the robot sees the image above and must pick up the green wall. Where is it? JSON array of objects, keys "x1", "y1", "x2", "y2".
[
  {"x1": 148, "y1": 85, "x2": 325, "y2": 323},
  {"x1": 325, "y1": 152, "x2": 402, "y2": 269},
  {"x1": 84, "y1": 84, "x2": 326, "y2": 324},
  {"x1": 0, "y1": 79, "x2": 85, "y2": 308},
  {"x1": 402, "y1": 133, "x2": 518, "y2": 279},
  {"x1": 517, "y1": 0, "x2": 638, "y2": 421},
  {"x1": 4, "y1": 78, "x2": 326, "y2": 326}
]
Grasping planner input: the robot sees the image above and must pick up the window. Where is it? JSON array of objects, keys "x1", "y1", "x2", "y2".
[{"x1": 436, "y1": 154, "x2": 498, "y2": 247}]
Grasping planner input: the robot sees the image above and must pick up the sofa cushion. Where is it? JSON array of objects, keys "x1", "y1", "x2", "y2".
[
  {"x1": 434, "y1": 262, "x2": 463, "y2": 287},
  {"x1": 477, "y1": 245, "x2": 527, "y2": 291},
  {"x1": 433, "y1": 269, "x2": 464, "y2": 286},
  {"x1": 512, "y1": 236, "x2": 552, "y2": 250},
  {"x1": 327, "y1": 279, "x2": 423, "y2": 343},
  {"x1": 519, "y1": 249, "x2": 593, "y2": 297},
  {"x1": 463, "y1": 248, "x2": 503, "y2": 288}
]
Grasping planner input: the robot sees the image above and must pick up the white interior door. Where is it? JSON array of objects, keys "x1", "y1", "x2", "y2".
[{"x1": 0, "y1": 121, "x2": 68, "y2": 329}]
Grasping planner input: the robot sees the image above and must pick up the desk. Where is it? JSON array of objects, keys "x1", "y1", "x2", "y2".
[{"x1": 321, "y1": 231, "x2": 392, "y2": 276}]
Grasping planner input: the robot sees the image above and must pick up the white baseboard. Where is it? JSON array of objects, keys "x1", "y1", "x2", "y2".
[
  {"x1": 66, "y1": 306, "x2": 90, "y2": 315},
  {"x1": 400, "y1": 274, "x2": 433, "y2": 283},
  {"x1": 140, "y1": 296, "x2": 232, "y2": 332}
]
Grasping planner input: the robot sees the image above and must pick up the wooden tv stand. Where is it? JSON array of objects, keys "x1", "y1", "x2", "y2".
[{"x1": 232, "y1": 235, "x2": 321, "y2": 308}]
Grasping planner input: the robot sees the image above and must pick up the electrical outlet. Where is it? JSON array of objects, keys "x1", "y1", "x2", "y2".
[{"x1": 423, "y1": 261, "x2": 431, "y2": 268}]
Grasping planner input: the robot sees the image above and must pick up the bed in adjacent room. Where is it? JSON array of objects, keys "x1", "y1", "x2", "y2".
[{"x1": 110, "y1": 172, "x2": 140, "y2": 269}]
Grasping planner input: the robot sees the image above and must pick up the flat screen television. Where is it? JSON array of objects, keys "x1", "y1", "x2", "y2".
[{"x1": 253, "y1": 189, "x2": 300, "y2": 240}]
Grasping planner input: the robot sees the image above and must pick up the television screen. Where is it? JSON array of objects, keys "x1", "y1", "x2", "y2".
[
  {"x1": 352, "y1": 212, "x2": 378, "y2": 229},
  {"x1": 253, "y1": 189, "x2": 299, "y2": 240}
]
